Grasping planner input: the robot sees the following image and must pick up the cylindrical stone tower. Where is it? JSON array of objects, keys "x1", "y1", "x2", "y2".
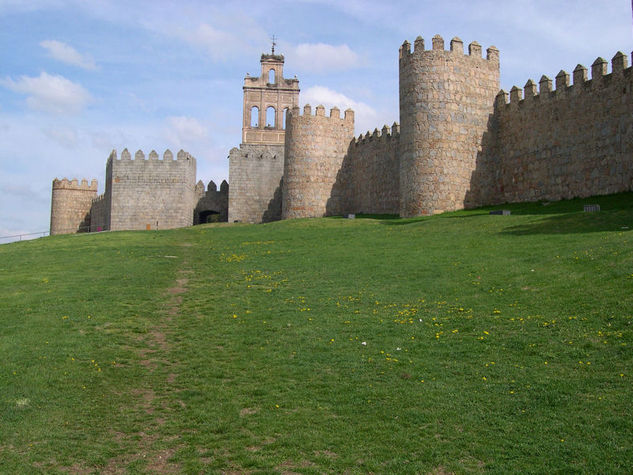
[
  {"x1": 282, "y1": 104, "x2": 355, "y2": 219},
  {"x1": 50, "y1": 178, "x2": 98, "y2": 235},
  {"x1": 399, "y1": 35, "x2": 500, "y2": 216}
]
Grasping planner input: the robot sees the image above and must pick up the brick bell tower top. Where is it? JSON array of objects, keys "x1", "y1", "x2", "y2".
[{"x1": 242, "y1": 40, "x2": 300, "y2": 145}]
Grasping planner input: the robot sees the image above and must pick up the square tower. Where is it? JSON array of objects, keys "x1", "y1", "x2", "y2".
[{"x1": 242, "y1": 53, "x2": 300, "y2": 144}]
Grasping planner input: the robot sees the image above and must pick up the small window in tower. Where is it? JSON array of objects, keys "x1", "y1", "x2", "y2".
[
  {"x1": 283, "y1": 108, "x2": 288, "y2": 129},
  {"x1": 250, "y1": 106, "x2": 259, "y2": 127},
  {"x1": 268, "y1": 68, "x2": 276, "y2": 84},
  {"x1": 266, "y1": 106, "x2": 276, "y2": 128}
]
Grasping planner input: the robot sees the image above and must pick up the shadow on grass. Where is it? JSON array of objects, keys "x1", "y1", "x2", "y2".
[
  {"x1": 326, "y1": 192, "x2": 633, "y2": 231},
  {"x1": 501, "y1": 211, "x2": 632, "y2": 235},
  {"x1": 328, "y1": 214, "x2": 430, "y2": 226},
  {"x1": 479, "y1": 192, "x2": 633, "y2": 216},
  {"x1": 361, "y1": 214, "x2": 433, "y2": 226}
]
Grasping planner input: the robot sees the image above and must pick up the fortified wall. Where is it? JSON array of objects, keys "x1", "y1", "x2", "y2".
[
  {"x1": 272, "y1": 35, "x2": 631, "y2": 220},
  {"x1": 473, "y1": 52, "x2": 633, "y2": 205},
  {"x1": 335, "y1": 124, "x2": 401, "y2": 216},
  {"x1": 277, "y1": 35, "x2": 501, "y2": 219},
  {"x1": 52, "y1": 34, "x2": 633, "y2": 234},
  {"x1": 51, "y1": 148, "x2": 228, "y2": 235}
]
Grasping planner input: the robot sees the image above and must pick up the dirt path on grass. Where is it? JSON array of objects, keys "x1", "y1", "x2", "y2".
[{"x1": 103, "y1": 253, "x2": 193, "y2": 474}]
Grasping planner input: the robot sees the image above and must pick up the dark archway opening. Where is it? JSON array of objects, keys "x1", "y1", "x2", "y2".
[{"x1": 198, "y1": 210, "x2": 221, "y2": 224}]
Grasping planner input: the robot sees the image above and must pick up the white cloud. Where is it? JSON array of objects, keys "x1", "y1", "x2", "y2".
[
  {"x1": 287, "y1": 43, "x2": 361, "y2": 73},
  {"x1": 190, "y1": 24, "x2": 237, "y2": 60},
  {"x1": 0, "y1": 182, "x2": 48, "y2": 203},
  {"x1": 1, "y1": 72, "x2": 92, "y2": 114},
  {"x1": 300, "y1": 86, "x2": 379, "y2": 134},
  {"x1": 177, "y1": 20, "x2": 268, "y2": 61},
  {"x1": 165, "y1": 116, "x2": 208, "y2": 146},
  {"x1": 40, "y1": 40, "x2": 97, "y2": 70},
  {"x1": 43, "y1": 126, "x2": 78, "y2": 148}
]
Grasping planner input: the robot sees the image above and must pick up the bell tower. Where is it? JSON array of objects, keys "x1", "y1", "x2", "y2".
[{"x1": 242, "y1": 41, "x2": 299, "y2": 145}]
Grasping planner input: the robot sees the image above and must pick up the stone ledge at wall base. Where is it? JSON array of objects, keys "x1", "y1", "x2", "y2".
[{"x1": 489, "y1": 210, "x2": 511, "y2": 215}]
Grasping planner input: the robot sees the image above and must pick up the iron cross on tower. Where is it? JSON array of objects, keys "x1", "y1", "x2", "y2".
[{"x1": 271, "y1": 34, "x2": 277, "y2": 54}]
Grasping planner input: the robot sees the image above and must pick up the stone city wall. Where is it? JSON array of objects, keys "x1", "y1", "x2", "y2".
[
  {"x1": 51, "y1": 38, "x2": 633, "y2": 233},
  {"x1": 107, "y1": 148, "x2": 197, "y2": 231},
  {"x1": 50, "y1": 178, "x2": 98, "y2": 235},
  {"x1": 399, "y1": 35, "x2": 500, "y2": 216},
  {"x1": 338, "y1": 124, "x2": 401, "y2": 215},
  {"x1": 228, "y1": 144, "x2": 285, "y2": 223},
  {"x1": 89, "y1": 193, "x2": 110, "y2": 232},
  {"x1": 488, "y1": 52, "x2": 633, "y2": 204},
  {"x1": 282, "y1": 105, "x2": 355, "y2": 219},
  {"x1": 194, "y1": 179, "x2": 229, "y2": 223}
]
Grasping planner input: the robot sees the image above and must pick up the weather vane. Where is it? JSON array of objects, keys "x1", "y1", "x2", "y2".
[{"x1": 271, "y1": 34, "x2": 277, "y2": 54}]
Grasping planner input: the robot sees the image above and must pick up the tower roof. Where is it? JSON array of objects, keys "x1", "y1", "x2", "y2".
[{"x1": 261, "y1": 53, "x2": 284, "y2": 63}]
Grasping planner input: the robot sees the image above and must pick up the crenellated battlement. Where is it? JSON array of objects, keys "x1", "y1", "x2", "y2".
[
  {"x1": 52, "y1": 177, "x2": 98, "y2": 191},
  {"x1": 399, "y1": 34, "x2": 499, "y2": 64},
  {"x1": 354, "y1": 123, "x2": 400, "y2": 145},
  {"x1": 496, "y1": 51, "x2": 631, "y2": 107},
  {"x1": 288, "y1": 104, "x2": 354, "y2": 123},
  {"x1": 92, "y1": 193, "x2": 106, "y2": 205},
  {"x1": 107, "y1": 148, "x2": 195, "y2": 164}
]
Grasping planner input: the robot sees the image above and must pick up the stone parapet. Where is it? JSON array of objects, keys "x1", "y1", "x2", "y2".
[{"x1": 487, "y1": 51, "x2": 633, "y2": 204}]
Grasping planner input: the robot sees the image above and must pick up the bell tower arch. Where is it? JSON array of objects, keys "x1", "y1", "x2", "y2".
[{"x1": 242, "y1": 48, "x2": 299, "y2": 144}]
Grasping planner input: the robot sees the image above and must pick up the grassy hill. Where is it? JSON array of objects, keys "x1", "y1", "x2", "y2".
[{"x1": 1, "y1": 193, "x2": 632, "y2": 474}]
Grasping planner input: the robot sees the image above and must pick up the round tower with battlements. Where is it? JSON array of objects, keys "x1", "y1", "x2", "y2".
[
  {"x1": 282, "y1": 104, "x2": 355, "y2": 219},
  {"x1": 398, "y1": 35, "x2": 500, "y2": 216},
  {"x1": 50, "y1": 178, "x2": 98, "y2": 235}
]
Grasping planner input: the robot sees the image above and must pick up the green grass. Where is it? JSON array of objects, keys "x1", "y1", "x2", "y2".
[{"x1": 1, "y1": 193, "x2": 632, "y2": 474}]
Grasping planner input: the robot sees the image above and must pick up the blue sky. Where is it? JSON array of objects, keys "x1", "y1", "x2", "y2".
[{"x1": 0, "y1": 0, "x2": 631, "y2": 239}]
